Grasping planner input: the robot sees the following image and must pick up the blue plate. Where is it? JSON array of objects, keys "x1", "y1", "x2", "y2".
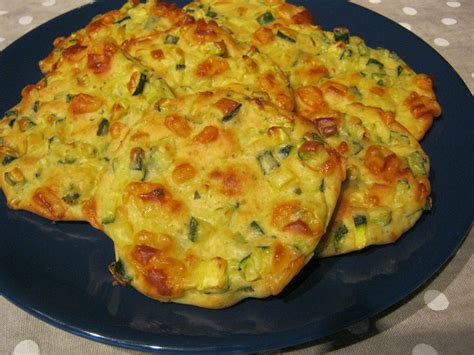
[{"x1": 0, "y1": 0, "x2": 472, "y2": 352}]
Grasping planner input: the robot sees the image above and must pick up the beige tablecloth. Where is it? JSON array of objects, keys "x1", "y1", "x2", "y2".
[{"x1": 0, "y1": 0, "x2": 473, "y2": 354}]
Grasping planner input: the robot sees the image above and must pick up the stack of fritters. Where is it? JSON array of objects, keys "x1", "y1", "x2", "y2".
[{"x1": 0, "y1": 0, "x2": 440, "y2": 308}]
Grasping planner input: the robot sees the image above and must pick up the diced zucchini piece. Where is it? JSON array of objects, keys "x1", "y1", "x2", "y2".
[
  {"x1": 249, "y1": 221, "x2": 265, "y2": 235},
  {"x1": 222, "y1": 103, "x2": 242, "y2": 122},
  {"x1": 357, "y1": 43, "x2": 369, "y2": 56},
  {"x1": 238, "y1": 254, "x2": 259, "y2": 281},
  {"x1": 164, "y1": 35, "x2": 179, "y2": 44},
  {"x1": 276, "y1": 30, "x2": 296, "y2": 43},
  {"x1": 407, "y1": 151, "x2": 428, "y2": 177},
  {"x1": 102, "y1": 212, "x2": 116, "y2": 225},
  {"x1": 114, "y1": 16, "x2": 131, "y2": 24},
  {"x1": 206, "y1": 8, "x2": 218, "y2": 18},
  {"x1": 353, "y1": 215, "x2": 367, "y2": 249},
  {"x1": 58, "y1": 156, "x2": 77, "y2": 164},
  {"x1": 132, "y1": 73, "x2": 147, "y2": 96},
  {"x1": 311, "y1": 132, "x2": 324, "y2": 143},
  {"x1": 237, "y1": 286, "x2": 254, "y2": 292},
  {"x1": 32, "y1": 101, "x2": 40, "y2": 113},
  {"x1": 339, "y1": 48, "x2": 352, "y2": 60},
  {"x1": 351, "y1": 141, "x2": 364, "y2": 155},
  {"x1": 350, "y1": 86, "x2": 362, "y2": 99},
  {"x1": 334, "y1": 224, "x2": 348, "y2": 242},
  {"x1": 62, "y1": 192, "x2": 80, "y2": 205},
  {"x1": 18, "y1": 118, "x2": 36, "y2": 132},
  {"x1": 424, "y1": 196, "x2": 432, "y2": 211},
  {"x1": 397, "y1": 65, "x2": 404, "y2": 76},
  {"x1": 4, "y1": 110, "x2": 18, "y2": 118},
  {"x1": 256, "y1": 11, "x2": 275, "y2": 26},
  {"x1": 109, "y1": 259, "x2": 132, "y2": 285},
  {"x1": 367, "y1": 58, "x2": 384, "y2": 70},
  {"x1": 97, "y1": 118, "x2": 110, "y2": 136},
  {"x1": 278, "y1": 145, "x2": 293, "y2": 159},
  {"x1": 390, "y1": 130, "x2": 410, "y2": 144},
  {"x1": 188, "y1": 216, "x2": 199, "y2": 242},
  {"x1": 195, "y1": 257, "x2": 228, "y2": 292},
  {"x1": 257, "y1": 150, "x2": 279, "y2": 175},
  {"x1": 268, "y1": 168, "x2": 295, "y2": 189},
  {"x1": 2, "y1": 155, "x2": 17, "y2": 166},
  {"x1": 334, "y1": 28, "x2": 350, "y2": 44},
  {"x1": 369, "y1": 207, "x2": 392, "y2": 227}
]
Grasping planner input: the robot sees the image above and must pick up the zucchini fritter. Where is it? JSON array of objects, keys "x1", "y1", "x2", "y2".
[
  {"x1": 91, "y1": 90, "x2": 345, "y2": 308},
  {"x1": 185, "y1": 0, "x2": 441, "y2": 140},
  {"x1": 0, "y1": 40, "x2": 173, "y2": 220}
]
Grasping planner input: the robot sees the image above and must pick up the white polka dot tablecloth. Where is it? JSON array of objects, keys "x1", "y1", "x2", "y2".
[{"x1": 0, "y1": 0, "x2": 473, "y2": 354}]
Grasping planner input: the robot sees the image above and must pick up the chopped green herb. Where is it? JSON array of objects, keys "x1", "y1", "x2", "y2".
[
  {"x1": 377, "y1": 80, "x2": 384, "y2": 87},
  {"x1": 276, "y1": 30, "x2": 296, "y2": 43},
  {"x1": 193, "y1": 191, "x2": 201, "y2": 200},
  {"x1": 175, "y1": 64, "x2": 186, "y2": 71},
  {"x1": 250, "y1": 221, "x2": 265, "y2": 235},
  {"x1": 188, "y1": 217, "x2": 199, "y2": 242},
  {"x1": 97, "y1": 118, "x2": 109, "y2": 136},
  {"x1": 65, "y1": 94, "x2": 75, "y2": 103},
  {"x1": 367, "y1": 58, "x2": 384, "y2": 70},
  {"x1": 132, "y1": 73, "x2": 147, "y2": 96},
  {"x1": 397, "y1": 65, "x2": 404, "y2": 76},
  {"x1": 256, "y1": 11, "x2": 275, "y2": 25},
  {"x1": 222, "y1": 103, "x2": 242, "y2": 122}
]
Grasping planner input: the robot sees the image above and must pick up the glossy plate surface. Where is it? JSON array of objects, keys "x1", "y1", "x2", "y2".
[{"x1": 0, "y1": 0, "x2": 472, "y2": 352}]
